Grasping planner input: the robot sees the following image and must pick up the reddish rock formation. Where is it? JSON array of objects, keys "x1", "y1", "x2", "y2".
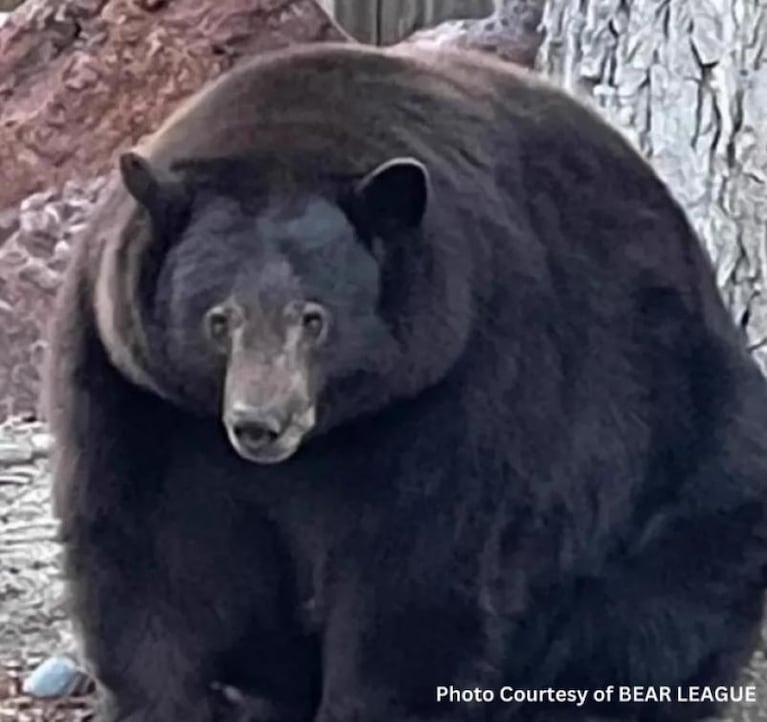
[
  {"x1": 0, "y1": 0, "x2": 348, "y2": 422},
  {"x1": 0, "y1": 179, "x2": 106, "y2": 421},
  {"x1": 0, "y1": 0, "x2": 348, "y2": 209}
]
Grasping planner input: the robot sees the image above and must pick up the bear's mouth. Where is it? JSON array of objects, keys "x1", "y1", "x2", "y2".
[{"x1": 225, "y1": 405, "x2": 316, "y2": 465}]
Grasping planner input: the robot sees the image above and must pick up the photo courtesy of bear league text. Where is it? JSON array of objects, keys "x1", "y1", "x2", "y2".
[
  {"x1": 435, "y1": 687, "x2": 761, "y2": 707},
  {"x1": 13, "y1": 8, "x2": 767, "y2": 722}
]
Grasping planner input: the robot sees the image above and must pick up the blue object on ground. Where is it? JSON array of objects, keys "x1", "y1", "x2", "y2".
[{"x1": 22, "y1": 655, "x2": 83, "y2": 698}]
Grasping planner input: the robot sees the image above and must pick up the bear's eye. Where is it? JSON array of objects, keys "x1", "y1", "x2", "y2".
[
  {"x1": 205, "y1": 308, "x2": 231, "y2": 349},
  {"x1": 301, "y1": 303, "x2": 329, "y2": 343}
]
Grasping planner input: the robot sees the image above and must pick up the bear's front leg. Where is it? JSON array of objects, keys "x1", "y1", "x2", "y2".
[
  {"x1": 49, "y1": 367, "x2": 226, "y2": 719},
  {"x1": 95, "y1": 680, "x2": 220, "y2": 722},
  {"x1": 313, "y1": 575, "x2": 494, "y2": 722},
  {"x1": 66, "y1": 539, "x2": 228, "y2": 722}
]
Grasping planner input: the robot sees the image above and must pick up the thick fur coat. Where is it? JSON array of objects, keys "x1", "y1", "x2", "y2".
[{"x1": 45, "y1": 43, "x2": 767, "y2": 722}]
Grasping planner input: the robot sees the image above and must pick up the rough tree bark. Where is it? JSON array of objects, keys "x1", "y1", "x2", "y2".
[{"x1": 537, "y1": 0, "x2": 767, "y2": 372}]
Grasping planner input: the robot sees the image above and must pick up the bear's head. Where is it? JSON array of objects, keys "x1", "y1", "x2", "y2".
[{"x1": 117, "y1": 152, "x2": 472, "y2": 464}]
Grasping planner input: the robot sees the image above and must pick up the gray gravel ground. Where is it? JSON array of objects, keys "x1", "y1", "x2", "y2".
[
  {"x1": 2, "y1": 418, "x2": 767, "y2": 721},
  {"x1": 0, "y1": 419, "x2": 92, "y2": 720},
  {"x1": 0, "y1": 420, "x2": 72, "y2": 666}
]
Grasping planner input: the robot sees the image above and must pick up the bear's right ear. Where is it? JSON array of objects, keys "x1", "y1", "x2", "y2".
[
  {"x1": 119, "y1": 152, "x2": 187, "y2": 228},
  {"x1": 350, "y1": 157, "x2": 430, "y2": 236}
]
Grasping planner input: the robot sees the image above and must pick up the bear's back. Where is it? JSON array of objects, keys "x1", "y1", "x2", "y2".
[
  {"x1": 136, "y1": 42, "x2": 642, "y2": 200},
  {"x1": 140, "y1": 43, "x2": 510, "y2": 171},
  {"x1": 136, "y1": 43, "x2": 706, "y2": 294}
]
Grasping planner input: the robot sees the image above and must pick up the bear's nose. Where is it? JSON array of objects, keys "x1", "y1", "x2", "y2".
[{"x1": 227, "y1": 405, "x2": 285, "y2": 451}]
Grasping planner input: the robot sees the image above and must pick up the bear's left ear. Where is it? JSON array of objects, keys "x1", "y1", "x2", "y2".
[
  {"x1": 351, "y1": 157, "x2": 430, "y2": 235},
  {"x1": 119, "y1": 152, "x2": 188, "y2": 230}
]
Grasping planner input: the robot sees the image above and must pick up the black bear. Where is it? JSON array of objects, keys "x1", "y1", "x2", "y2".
[{"x1": 45, "y1": 42, "x2": 767, "y2": 722}]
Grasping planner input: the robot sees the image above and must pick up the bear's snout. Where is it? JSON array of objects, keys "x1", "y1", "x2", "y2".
[
  {"x1": 224, "y1": 400, "x2": 316, "y2": 464},
  {"x1": 229, "y1": 405, "x2": 283, "y2": 449}
]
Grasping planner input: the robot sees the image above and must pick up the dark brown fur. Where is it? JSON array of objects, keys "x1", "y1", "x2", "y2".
[{"x1": 45, "y1": 43, "x2": 767, "y2": 722}]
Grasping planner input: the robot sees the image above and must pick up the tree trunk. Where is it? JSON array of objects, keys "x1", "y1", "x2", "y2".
[{"x1": 536, "y1": 0, "x2": 767, "y2": 371}]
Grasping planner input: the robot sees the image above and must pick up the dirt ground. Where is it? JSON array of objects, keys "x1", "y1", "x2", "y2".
[
  {"x1": 2, "y1": 419, "x2": 767, "y2": 722},
  {"x1": 0, "y1": 419, "x2": 94, "y2": 720}
]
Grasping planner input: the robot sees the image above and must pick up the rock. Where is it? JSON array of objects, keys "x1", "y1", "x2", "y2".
[
  {"x1": 29, "y1": 431, "x2": 52, "y2": 456},
  {"x1": 404, "y1": 0, "x2": 544, "y2": 68},
  {"x1": 0, "y1": 0, "x2": 349, "y2": 210},
  {"x1": 0, "y1": 440, "x2": 33, "y2": 464},
  {"x1": 0, "y1": 178, "x2": 106, "y2": 423},
  {"x1": 0, "y1": 205, "x2": 20, "y2": 242},
  {"x1": 0, "y1": 0, "x2": 349, "y2": 423},
  {"x1": 21, "y1": 655, "x2": 87, "y2": 698},
  {"x1": 0, "y1": 419, "x2": 75, "y2": 674}
]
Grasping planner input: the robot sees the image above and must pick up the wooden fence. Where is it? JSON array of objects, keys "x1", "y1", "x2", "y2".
[{"x1": 320, "y1": 0, "x2": 494, "y2": 45}]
